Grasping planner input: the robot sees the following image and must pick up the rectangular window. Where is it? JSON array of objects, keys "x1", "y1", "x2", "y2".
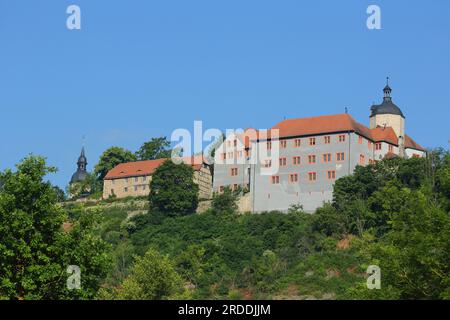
[
  {"x1": 233, "y1": 184, "x2": 238, "y2": 190},
  {"x1": 124, "y1": 187, "x2": 128, "y2": 193},
  {"x1": 388, "y1": 145, "x2": 394, "y2": 152},
  {"x1": 280, "y1": 140, "x2": 287, "y2": 148},
  {"x1": 324, "y1": 136, "x2": 331, "y2": 144},
  {"x1": 135, "y1": 177, "x2": 139, "y2": 182},
  {"x1": 336, "y1": 152, "x2": 345, "y2": 162},
  {"x1": 231, "y1": 168, "x2": 239, "y2": 176},
  {"x1": 358, "y1": 136, "x2": 363, "y2": 144},
  {"x1": 233, "y1": 139, "x2": 237, "y2": 147},
  {"x1": 142, "y1": 185, "x2": 146, "y2": 190},
  {"x1": 308, "y1": 155, "x2": 316, "y2": 164},
  {"x1": 375, "y1": 142, "x2": 382, "y2": 150},
  {"x1": 308, "y1": 172, "x2": 317, "y2": 182},
  {"x1": 322, "y1": 153, "x2": 331, "y2": 163},
  {"x1": 219, "y1": 186, "x2": 224, "y2": 193},
  {"x1": 143, "y1": 176, "x2": 147, "y2": 181},
  {"x1": 338, "y1": 134, "x2": 346, "y2": 142},
  {"x1": 279, "y1": 157, "x2": 287, "y2": 166},
  {"x1": 293, "y1": 156, "x2": 301, "y2": 165},
  {"x1": 271, "y1": 176, "x2": 280, "y2": 184},
  {"x1": 267, "y1": 141, "x2": 272, "y2": 150},
  {"x1": 327, "y1": 170, "x2": 336, "y2": 180},
  {"x1": 309, "y1": 137, "x2": 316, "y2": 146},
  {"x1": 289, "y1": 173, "x2": 299, "y2": 183},
  {"x1": 228, "y1": 152, "x2": 234, "y2": 159},
  {"x1": 221, "y1": 153, "x2": 226, "y2": 160},
  {"x1": 264, "y1": 159, "x2": 272, "y2": 168},
  {"x1": 294, "y1": 139, "x2": 301, "y2": 147},
  {"x1": 110, "y1": 189, "x2": 114, "y2": 195},
  {"x1": 134, "y1": 186, "x2": 138, "y2": 191}
]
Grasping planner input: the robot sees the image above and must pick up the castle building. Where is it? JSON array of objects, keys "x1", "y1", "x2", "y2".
[
  {"x1": 102, "y1": 156, "x2": 212, "y2": 200},
  {"x1": 213, "y1": 82, "x2": 426, "y2": 212}
]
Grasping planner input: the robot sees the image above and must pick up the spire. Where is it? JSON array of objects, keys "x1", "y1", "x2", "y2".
[
  {"x1": 77, "y1": 147, "x2": 87, "y2": 171},
  {"x1": 383, "y1": 77, "x2": 392, "y2": 101}
]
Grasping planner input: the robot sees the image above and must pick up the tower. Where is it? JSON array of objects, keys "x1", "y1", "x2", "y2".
[
  {"x1": 70, "y1": 147, "x2": 88, "y2": 184},
  {"x1": 370, "y1": 78, "x2": 406, "y2": 156}
]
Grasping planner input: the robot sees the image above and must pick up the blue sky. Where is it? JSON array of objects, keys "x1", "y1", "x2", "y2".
[{"x1": 1, "y1": 0, "x2": 449, "y2": 188}]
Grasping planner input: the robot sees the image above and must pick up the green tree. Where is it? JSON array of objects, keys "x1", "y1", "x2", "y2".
[
  {"x1": 211, "y1": 187, "x2": 238, "y2": 214},
  {"x1": 108, "y1": 248, "x2": 188, "y2": 300},
  {"x1": 136, "y1": 137, "x2": 172, "y2": 161},
  {"x1": 0, "y1": 155, "x2": 110, "y2": 299},
  {"x1": 94, "y1": 147, "x2": 137, "y2": 181},
  {"x1": 149, "y1": 160, "x2": 199, "y2": 216}
]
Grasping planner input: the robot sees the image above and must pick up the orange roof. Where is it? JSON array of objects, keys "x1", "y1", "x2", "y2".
[
  {"x1": 370, "y1": 126, "x2": 398, "y2": 145},
  {"x1": 269, "y1": 113, "x2": 425, "y2": 151},
  {"x1": 104, "y1": 156, "x2": 206, "y2": 180},
  {"x1": 271, "y1": 114, "x2": 373, "y2": 140}
]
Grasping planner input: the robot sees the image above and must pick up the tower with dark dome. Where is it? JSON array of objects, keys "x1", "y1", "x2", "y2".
[
  {"x1": 70, "y1": 147, "x2": 88, "y2": 184},
  {"x1": 369, "y1": 78, "x2": 406, "y2": 156}
]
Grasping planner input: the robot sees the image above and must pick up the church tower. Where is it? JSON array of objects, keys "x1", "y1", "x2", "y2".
[
  {"x1": 370, "y1": 78, "x2": 406, "y2": 156},
  {"x1": 70, "y1": 147, "x2": 88, "y2": 184}
]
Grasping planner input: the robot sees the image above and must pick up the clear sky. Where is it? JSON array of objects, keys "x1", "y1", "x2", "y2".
[{"x1": 1, "y1": 0, "x2": 449, "y2": 188}]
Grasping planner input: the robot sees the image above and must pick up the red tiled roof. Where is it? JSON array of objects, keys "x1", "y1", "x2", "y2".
[
  {"x1": 270, "y1": 113, "x2": 425, "y2": 151},
  {"x1": 104, "y1": 156, "x2": 206, "y2": 180}
]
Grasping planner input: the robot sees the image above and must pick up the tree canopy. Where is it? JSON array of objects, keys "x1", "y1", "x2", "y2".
[{"x1": 94, "y1": 147, "x2": 137, "y2": 181}]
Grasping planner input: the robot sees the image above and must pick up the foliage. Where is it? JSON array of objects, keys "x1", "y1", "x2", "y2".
[
  {"x1": 101, "y1": 248, "x2": 188, "y2": 300},
  {"x1": 211, "y1": 187, "x2": 239, "y2": 214},
  {"x1": 94, "y1": 147, "x2": 137, "y2": 181},
  {"x1": 0, "y1": 155, "x2": 110, "y2": 299},
  {"x1": 149, "y1": 160, "x2": 199, "y2": 216},
  {"x1": 136, "y1": 137, "x2": 172, "y2": 161}
]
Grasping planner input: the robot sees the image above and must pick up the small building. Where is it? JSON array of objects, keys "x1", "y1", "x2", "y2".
[{"x1": 102, "y1": 156, "x2": 212, "y2": 200}]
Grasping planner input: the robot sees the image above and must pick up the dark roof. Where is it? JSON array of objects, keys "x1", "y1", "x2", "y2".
[
  {"x1": 370, "y1": 100, "x2": 405, "y2": 117},
  {"x1": 370, "y1": 82, "x2": 405, "y2": 118},
  {"x1": 70, "y1": 169, "x2": 88, "y2": 184}
]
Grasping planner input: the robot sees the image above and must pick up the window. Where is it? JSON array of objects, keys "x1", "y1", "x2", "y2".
[
  {"x1": 294, "y1": 139, "x2": 301, "y2": 147},
  {"x1": 413, "y1": 153, "x2": 421, "y2": 158},
  {"x1": 309, "y1": 137, "x2": 316, "y2": 146},
  {"x1": 228, "y1": 152, "x2": 234, "y2": 159},
  {"x1": 279, "y1": 157, "x2": 287, "y2": 166},
  {"x1": 308, "y1": 172, "x2": 317, "y2": 182},
  {"x1": 125, "y1": 178, "x2": 129, "y2": 183},
  {"x1": 143, "y1": 176, "x2": 147, "y2": 181},
  {"x1": 267, "y1": 141, "x2": 272, "y2": 150},
  {"x1": 219, "y1": 186, "x2": 224, "y2": 193},
  {"x1": 271, "y1": 176, "x2": 280, "y2": 184},
  {"x1": 111, "y1": 179, "x2": 115, "y2": 185},
  {"x1": 280, "y1": 140, "x2": 287, "y2": 148},
  {"x1": 233, "y1": 184, "x2": 238, "y2": 190},
  {"x1": 233, "y1": 139, "x2": 237, "y2": 147},
  {"x1": 142, "y1": 185, "x2": 146, "y2": 190},
  {"x1": 237, "y1": 150, "x2": 243, "y2": 158},
  {"x1": 124, "y1": 187, "x2": 128, "y2": 193},
  {"x1": 293, "y1": 156, "x2": 301, "y2": 165},
  {"x1": 135, "y1": 177, "x2": 139, "y2": 182},
  {"x1": 230, "y1": 168, "x2": 238, "y2": 176},
  {"x1": 336, "y1": 152, "x2": 345, "y2": 162},
  {"x1": 324, "y1": 136, "x2": 331, "y2": 144},
  {"x1": 289, "y1": 173, "x2": 299, "y2": 183},
  {"x1": 308, "y1": 155, "x2": 316, "y2": 164},
  {"x1": 264, "y1": 159, "x2": 272, "y2": 168},
  {"x1": 327, "y1": 170, "x2": 336, "y2": 180},
  {"x1": 322, "y1": 153, "x2": 331, "y2": 163},
  {"x1": 221, "y1": 153, "x2": 226, "y2": 160},
  {"x1": 375, "y1": 143, "x2": 382, "y2": 150},
  {"x1": 110, "y1": 189, "x2": 114, "y2": 195},
  {"x1": 338, "y1": 134, "x2": 346, "y2": 142},
  {"x1": 388, "y1": 145, "x2": 394, "y2": 152},
  {"x1": 358, "y1": 136, "x2": 363, "y2": 144},
  {"x1": 134, "y1": 186, "x2": 138, "y2": 191},
  {"x1": 359, "y1": 154, "x2": 365, "y2": 165}
]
